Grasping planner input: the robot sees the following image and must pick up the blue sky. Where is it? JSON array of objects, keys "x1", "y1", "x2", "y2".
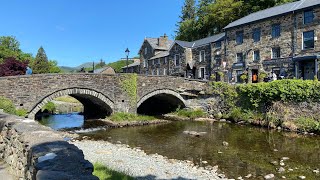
[{"x1": 0, "y1": 0, "x2": 183, "y2": 67}]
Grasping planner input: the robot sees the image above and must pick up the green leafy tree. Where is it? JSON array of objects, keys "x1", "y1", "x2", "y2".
[
  {"x1": 0, "y1": 36, "x2": 33, "y2": 63},
  {"x1": 32, "y1": 46, "x2": 50, "y2": 74},
  {"x1": 48, "y1": 60, "x2": 61, "y2": 73},
  {"x1": 176, "y1": 0, "x2": 197, "y2": 41}
]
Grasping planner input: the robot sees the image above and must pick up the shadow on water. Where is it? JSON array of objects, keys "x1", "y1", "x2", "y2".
[{"x1": 83, "y1": 121, "x2": 320, "y2": 179}]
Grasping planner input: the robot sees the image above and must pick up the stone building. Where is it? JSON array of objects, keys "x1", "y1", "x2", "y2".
[
  {"x1": 138, "y1": 34, "x2": 173, "y2": 76},
  {"x1": 94, "y1": 66, "x2": 115, "y2": 74},
  {"x1": 224, "y1": 0, "x2": 320, "y2": 83},
  {"x1": 122, "y1": 58, "x2": 141, "y2": 73},
  {"x1": 168, "y1": 33, "x2": 225, "y2": 80}
]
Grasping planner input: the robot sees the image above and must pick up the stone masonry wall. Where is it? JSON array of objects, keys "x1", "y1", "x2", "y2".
[
  {"x1": 0, "y1": 114, "x2": 97, "y2": 180},
  {"x1": 192, "y1": 44, "x2": 212, "y2": 79},
  {"x1": 295, "y1": 7, "x2": 320, "y2": 56},
  {"x1": 168, "y1": 44, "x2": 186, "y2": 76}
]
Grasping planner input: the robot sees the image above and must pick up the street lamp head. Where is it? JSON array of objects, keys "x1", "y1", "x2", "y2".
[{"x1": 125, "y1": 48, "x2": 130, "y2": 57}]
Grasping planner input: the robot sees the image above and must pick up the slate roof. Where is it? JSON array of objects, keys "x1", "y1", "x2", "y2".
[
  {"x1": 94, "y1": 66, "x2": 114, "y2": 73},
  {"x1": 150, "y1": 51, "x2": 170, "y2": 60},
  {"x1": 225, "y1": 0, "x2": 320, "y2": 29},
  {"x1": 121, "y1": 61, "x2": 140, "y2": 69},
  {"x1": 145, "y1": 38, "x2": 173, "y2": 50},
  {"x1": 173, "y1": 33, "x2": 225, "y2": 49}
]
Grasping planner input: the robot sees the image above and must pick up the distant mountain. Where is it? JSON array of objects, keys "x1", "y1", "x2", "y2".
[
  {"x1": 75, "y1": 62, "x2": 98, "y2": 69},
  {"x1": 59, "y1": 66, "x2": 77, "y2": 73}
]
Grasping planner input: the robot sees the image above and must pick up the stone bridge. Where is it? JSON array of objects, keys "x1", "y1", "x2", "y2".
[{"x1": 0, "y1": 74, "x2": 207, "y2": 119}]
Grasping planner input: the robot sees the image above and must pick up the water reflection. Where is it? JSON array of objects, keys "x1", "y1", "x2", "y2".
[
  {"x1": 38, "y1": 113, "x2": 84, "y2": 130},
  {"x1": 83, "y1": 121, "x2": 320, "y2": 179}
]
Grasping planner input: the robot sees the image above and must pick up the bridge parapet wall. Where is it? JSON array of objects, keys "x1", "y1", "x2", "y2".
[{"x1": 0, "y1": 114, "x2": 97, "y2": 180}]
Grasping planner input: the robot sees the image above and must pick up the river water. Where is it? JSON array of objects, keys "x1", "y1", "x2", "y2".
[{"x1": 39, "y1": 114, "x2": 320, "y2": 179}]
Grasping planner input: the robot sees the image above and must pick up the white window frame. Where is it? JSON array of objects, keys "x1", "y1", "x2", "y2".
[
  {"x1": 199, "y1": 50, "x2": 205, "y2": 62},
  {"x1": 271, "y1": 47, "x2": 281, "y2": 59},
  {"x1": 156, "y1": 69, "x2": 159, "y2": 75},
  {"x1": 163, "y1": 68, "x2": 167, "y2": 75},
  {"x1": 302, "y1": 30, "x2": 315, "y2": 50},
  {"x1": 175, "y1": 54, "x2": 180, "y2": 66},
  {"x1": 144, "y1": 47, "x2": 148, "y2": 55},
  {"x1": 199, "y1": 67, "x2": 206, "y2": 79},
  {"x1": 164, "y1": 57, "x2": 167, "y2": 64},
  {"x1": 253, "y1": 50, "x2": 260, "y2": 61}
]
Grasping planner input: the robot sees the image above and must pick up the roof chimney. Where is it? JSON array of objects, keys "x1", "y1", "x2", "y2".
[{"x1": 158, "y1": 33, "x2": 168, "y2": 47}]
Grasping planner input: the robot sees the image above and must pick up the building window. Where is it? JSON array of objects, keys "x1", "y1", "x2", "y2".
[
  {"x1": 175, "y1": 54, "x2": 180, "y2": 66},
  {"x1": 236, "y1": 31, "x2": 244, "y2": 45},
  {"x1": 236, "y1": 53, "x2": 243, "y2": 62},
  {"x1": 303, "y1": 30, "x2": 315, "y2": 49},
  {"x1": 199, "y1": 67, "x2": 205, "y2": 79},
  {"x1": 253, "y1": 28, "x2": 261, "y2": 42},
  {"x1": 272, "y1": 24, "x2": 281, "y2": 38},
  {"x1": 163, "y1": 57, "x2": 167, "y2": 64},
  {"x1": 199, "y1": 50, "x2": 205, "y2": 62},
  {"x1": 144, "y1": 47, "x2": 148, "y2": 55},
  {"x1": 304, "y1": 9, "x2": 314, "y2": 24},
  {"x1": 143, "y1": 59, "x2": 147, "y2": 67},
  {"x1": 151, "y1": 69, "x2": 154, "y2": 75},
  {"x1": 215, "y1": 41, "x2": 221, "y2": 48},
  {"x1": 253, "y1": 50, "x2": 260, "y2": 61},
  {"x1": 215, "y1": 55, "x2": 221, "y2": 66},
  {"x1": 272, "y1": 47, "x2": 281, "y2": 59},
  {"x1": 156, "y1": 69, "x2": 159, "y2": 75},
  {"x1": 236, "y1": 70, "x2": 243, "y2": 83},
  {"x1": 155, "y1": 59, "x2": 159, "y2": 65},
  {"x1": 163, "y1": 68, "x2": 167, "y2": 75}
]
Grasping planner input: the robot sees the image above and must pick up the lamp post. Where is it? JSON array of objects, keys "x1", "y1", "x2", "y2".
[{"x1": 125, "y1": 48, "x2": 130, "y2": 73}]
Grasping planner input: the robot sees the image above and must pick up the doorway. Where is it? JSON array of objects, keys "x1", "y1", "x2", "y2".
[{"x1": 252, "y1": 69, "x2": 258, "y2": 83}]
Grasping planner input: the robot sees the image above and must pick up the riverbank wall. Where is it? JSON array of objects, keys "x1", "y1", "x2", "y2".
[
  {"x1": 0, "y1": 113, "x2": 98, "y2": 180},
  {"x1": 187, "y1": 80, "x2": 320, "y2": 133}
]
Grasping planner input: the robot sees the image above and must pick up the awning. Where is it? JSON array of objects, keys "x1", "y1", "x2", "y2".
[{"x1": 293, "y1": 55, "x2": 320, "y2": 62}]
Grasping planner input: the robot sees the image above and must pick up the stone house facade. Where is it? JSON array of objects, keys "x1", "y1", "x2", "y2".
[
  {"x1": 139, "y1": 34, "x2": 173, "y2": 76},
  {"x1": 224, "y1": 0, "x2": 320, "y2": 83},
  {"x1": 167, "y1": 33, "x2": 225, "y2": 80}
]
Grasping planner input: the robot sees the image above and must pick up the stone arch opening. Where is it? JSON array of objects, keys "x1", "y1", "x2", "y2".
[
  {"x1": 137, "y1": 89, "x2": 186, "y2": 115},
  {"x1": 28, "y1": 88, "x2": 114, "y2": 119}
]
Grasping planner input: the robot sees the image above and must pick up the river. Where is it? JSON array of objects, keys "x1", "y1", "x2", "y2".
[{"x1": 38, "y1": 114, "x2": 320, "y2": 179}]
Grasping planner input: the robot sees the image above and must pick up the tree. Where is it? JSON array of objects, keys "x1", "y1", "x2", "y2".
[
  {"x1": 0, "y1": 36, "x2": 33, "y2": 63},
  {"x1": 48, "y1": 60, "x2": 61, "y2": 73},
  {"x1": 176, "y1": 0, "x2": 197, "y2": 41},
  {"x1": 0, "y1": 57, "x2": 28, "y2": 77},
  {"x1": 32, "y1": 46, "x2": 50, "y2": 74}
]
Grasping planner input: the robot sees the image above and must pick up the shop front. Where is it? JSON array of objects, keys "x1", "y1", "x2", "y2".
[{"x1": 294, "y1": 55, "x2": 320, "y2": 80}]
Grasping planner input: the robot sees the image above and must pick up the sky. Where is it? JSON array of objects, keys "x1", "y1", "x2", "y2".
[{"x1": 0, "y1": 0, "x2": 183, "y2": 67}]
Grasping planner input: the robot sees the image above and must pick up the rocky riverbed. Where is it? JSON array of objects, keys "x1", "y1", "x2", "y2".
[{"x1": 71, "y1": 140, "x2": 228, "y2": 180}]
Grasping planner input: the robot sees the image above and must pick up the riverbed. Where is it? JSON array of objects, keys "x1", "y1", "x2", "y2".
[{"x1": 39, "y1": 114, "x2": 320, "y2": 179}]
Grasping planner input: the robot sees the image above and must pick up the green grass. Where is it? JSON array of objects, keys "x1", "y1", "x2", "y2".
[
  {"x1": 173, "y1": 109, "x2": 206, "y2": 119},
  {"x1": 54, "y1": 96, "x2": 81, "y2": 103},
  {"x1": 108, "y1": 112, "x2": 156, "y2": 122},
  {"x1": 93, "y1": 162, "x2": 133, "y2": 180}
]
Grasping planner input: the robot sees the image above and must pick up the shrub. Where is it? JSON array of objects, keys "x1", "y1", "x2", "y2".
[
  {"x1": 296, "y1": 117, "x2": 320, "y2": 132},
  {"x1": 0, "y1": 96, "x2": 16, "y2": 114},
  {"x1": 0, "y1": 57, "x2": 28, "y2": 77},
  {"x1": 174, "y1": 109, "x2": 206, "y2": 119},
  {"x1": 42, "y1": 102, "x2": 56, "y2": 114},
  {"x1": 15, "y1": 109, "x2": 28, "y2": 117}
]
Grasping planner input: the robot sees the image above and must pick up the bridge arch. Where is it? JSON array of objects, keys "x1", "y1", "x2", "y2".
[
  {"x1": 28, "y1": 88, "x2": 114, "y2": 119},
  {"x1": 137, "y1": 89, "x2": 186, "y2": 115}
]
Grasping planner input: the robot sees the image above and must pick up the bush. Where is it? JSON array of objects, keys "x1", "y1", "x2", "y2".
[
  {"x1": 42, "y1": 102, "x2": 56, "y2": 114},
  {"x1": 109, "y1": 112, "x2": 155, "y2": 122},
  {"x1": 173, "y1": 108, "x2": 206, "y2": 119},
  {"x1": 15, "y1": 109, "x2": 28, "y2": 117},
  {"x1": 0, "y1": 96, "x2": 16, "y2": 114},
  {"x1": 296, "y1": 117, "x2": 320, "y2": 132}
]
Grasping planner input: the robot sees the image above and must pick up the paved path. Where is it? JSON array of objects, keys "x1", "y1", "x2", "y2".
[{"x1": 0, "y1": 161, "x2": 14, "y2": 180}]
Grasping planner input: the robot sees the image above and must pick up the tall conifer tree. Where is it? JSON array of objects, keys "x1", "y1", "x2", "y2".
[{"x1": 32, "y1": 46, "x2": 49, "y2": 74}]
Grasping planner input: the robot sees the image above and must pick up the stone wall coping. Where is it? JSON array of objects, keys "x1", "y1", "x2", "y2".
[{"x1": 0, "y1": 113, "x2": 98, "y2": 180}]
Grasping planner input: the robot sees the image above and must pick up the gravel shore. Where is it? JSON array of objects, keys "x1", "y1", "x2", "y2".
[{"x1": 72, "y1": 140, "x2": 227, "y2": 180}]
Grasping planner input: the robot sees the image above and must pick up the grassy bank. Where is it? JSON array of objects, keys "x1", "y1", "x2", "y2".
[
  {"x1": 0, "y1": 96, "x2": 28, "y2": 117},
  {"x1": 108, "y1": 112, "x2": 156, "y2": 122},
  {"x1": 209, "y1": 80, "x2": 320, "y2": 133},
  {"x1": 171, "y1": 109, "x2": 207, "y2": 119},
  {"x1": 93, "y1": 162, "x2": 133, "y2": 180}
]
